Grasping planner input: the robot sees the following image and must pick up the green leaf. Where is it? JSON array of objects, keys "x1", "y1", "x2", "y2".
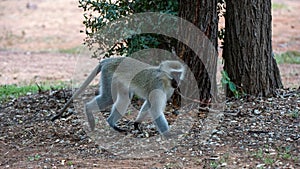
[{"x1": 228, "y1": 81, "x2": 237, "y2": 92}]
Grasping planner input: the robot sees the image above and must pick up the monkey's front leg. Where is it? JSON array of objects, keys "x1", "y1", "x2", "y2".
[{"x1": 148, "y1": 89, "x2": 170, "y2": 135}]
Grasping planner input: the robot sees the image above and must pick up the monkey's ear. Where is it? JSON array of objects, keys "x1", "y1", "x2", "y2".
[{"x1": 171, "y1": 78, "x2": 178, "y2": 88}]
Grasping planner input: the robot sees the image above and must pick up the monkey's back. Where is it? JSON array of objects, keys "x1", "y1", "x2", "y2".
[{"x1": 99, "y1": 57, "x2": 174, "y2": 99}]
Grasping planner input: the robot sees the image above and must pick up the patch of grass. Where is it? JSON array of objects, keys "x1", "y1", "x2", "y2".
[
  {"x1": 28, "y1": 154, "x2": 41, "y2": 161},
  {"x1": 210, "y1": 161, "x2": 219, "y2": 169},
  {"x1": 253, "y1": 148, "x2": 264, "y2": 159},
  {"x1": 272, "y1": 3, "x2": 288, "y2": 10},
  {"x1": 291, "y1": 110, "x2": 299, "y2": 119},
  {"x1": 207, "y1": 154, "x2": 229, "y2": 168},
  {"x1": 221, "y1": 70, "x2": 245, "y2": 98},
  {"x1": 252, "y1": 145, "x2": 299, "y2": 167},
  {"x1": 264, "y1": 156, "x2": 275, "y2": 165},
  {"x1": 252, "y1": 147, "x2": 276, "y2": 166},
  {"x1": 127, "y1": 110, "x2": 132, "y2": 115},
  {"x1": 67, "y1": 161, "x2": 73, "y2": 166},
  {"x1": 0, "y1": 82, "x2": 67, "y2": 103},
  {"x1": 58, "y1": 46, "x2": 82, "y2": 54},
  {"x1": 278, "y1": 146, "x2": 293, "y2": 160},
  {"x1": 292, "y1": 156, "x2": 299, "y2": 163},
  {"x1": 275, "y1": 51, "x2": 300, "y2": 64}
]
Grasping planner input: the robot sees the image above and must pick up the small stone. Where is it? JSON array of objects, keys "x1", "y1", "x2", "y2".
[
  {"x1": 286, "y1": 137, "x2": 293, "y2": 142},
  {"x1": 254, "y1": 109, "x2": 261, "y2": 115},
  {"x1": 256, "y1": 164, "x2": 265, "y2": 168},
  {"x1": 221, "y1": 162, "x2": 227, "y2": 167}
]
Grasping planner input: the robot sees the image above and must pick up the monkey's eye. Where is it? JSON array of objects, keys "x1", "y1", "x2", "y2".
[{"x1": 171, "y1": 78, "x2": 178, "y2": 88}]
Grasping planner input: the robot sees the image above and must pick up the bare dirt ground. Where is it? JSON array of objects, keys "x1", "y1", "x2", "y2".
[{"x1": 0, "y1": 0, "x2": 299, "y2": 168}]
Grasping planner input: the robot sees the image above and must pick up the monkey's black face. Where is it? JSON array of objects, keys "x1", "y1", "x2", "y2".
[{"x1": 171, "y1": 78, "x2": 178, "y2": 88}]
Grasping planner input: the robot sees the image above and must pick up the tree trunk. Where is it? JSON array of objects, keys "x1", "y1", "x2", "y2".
[
  {"x1": 176, "y1": 0, "x2": 218, "y2": 103},
  {"x1": 223, "y1": 0, "x2": 283, "y2": 97}
]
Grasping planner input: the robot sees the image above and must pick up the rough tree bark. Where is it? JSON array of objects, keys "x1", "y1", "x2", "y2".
[
  {"x1": 176, "y1": 0, "x2": 218, "y2": 103},
  {"x1": 223, "y1": 0, "x2": 283, "y2": 97}
]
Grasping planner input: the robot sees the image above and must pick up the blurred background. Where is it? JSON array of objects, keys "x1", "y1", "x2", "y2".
[{"x1": 0, "y1": 0, "x2": 299, "y2": 87}]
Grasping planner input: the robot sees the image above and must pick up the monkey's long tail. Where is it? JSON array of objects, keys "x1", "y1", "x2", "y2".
[{"x1": 51, "y1": 63, "x2": 102, "y2": 121}]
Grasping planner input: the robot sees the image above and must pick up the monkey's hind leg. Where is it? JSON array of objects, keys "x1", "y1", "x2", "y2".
[
  {"x1": 85, "y1": 94, "x2": 113, "y2": 131},
  {"x1": 107, "y1": 87, "x2": 131, "y2": 132},
  {"x1": 84, "y1": 104, "x2": 96, "y2": 131}
]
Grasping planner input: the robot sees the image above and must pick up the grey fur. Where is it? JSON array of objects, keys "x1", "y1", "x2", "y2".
[{"x1": 57, "y1": 57, "x2": 185, "y2": 136}]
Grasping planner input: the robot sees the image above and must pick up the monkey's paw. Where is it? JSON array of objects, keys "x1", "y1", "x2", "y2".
[{"x1": 133, "y1": 122, "x2": 142, "y2": 131}]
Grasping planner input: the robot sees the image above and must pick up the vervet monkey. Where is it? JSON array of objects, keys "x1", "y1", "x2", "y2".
[{"x1": 53, "y1": 57, "x2": 185, "y2": 136}]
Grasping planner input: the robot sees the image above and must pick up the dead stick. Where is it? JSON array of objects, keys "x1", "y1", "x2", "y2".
[{"x1": 177, "y1": 90, "x2": 221, "y2": 114}]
